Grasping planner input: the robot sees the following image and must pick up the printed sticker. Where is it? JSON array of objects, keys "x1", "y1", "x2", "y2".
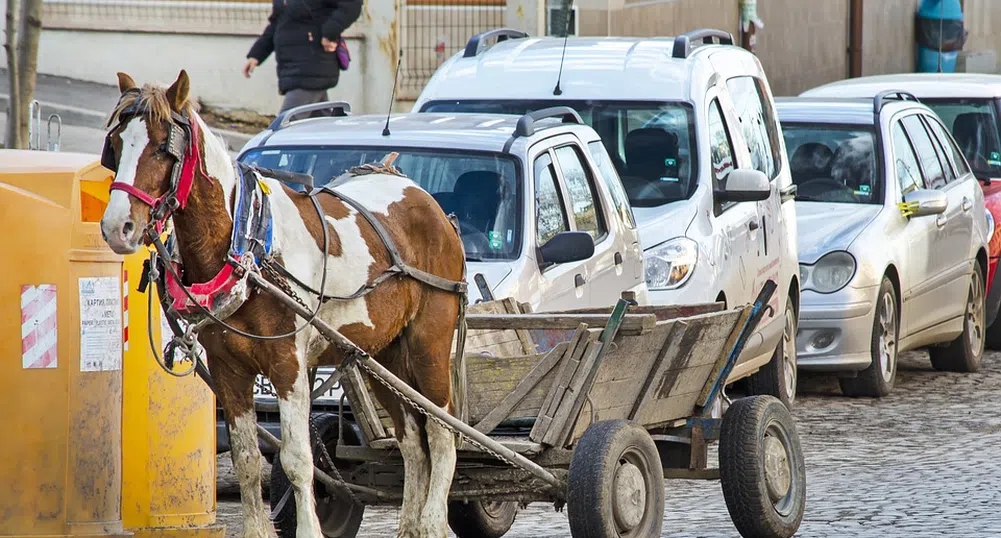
[
  {"x1": 21, "y1": 284, "x2": 57, "y2": 369},
  {"x1": 79, "y1": 277, "x2": 123, "y2": 372}
]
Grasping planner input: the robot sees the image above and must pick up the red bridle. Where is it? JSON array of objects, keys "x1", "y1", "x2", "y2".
[{"x1": 107, "y1": 113, "x2": 206, "y2": 234}]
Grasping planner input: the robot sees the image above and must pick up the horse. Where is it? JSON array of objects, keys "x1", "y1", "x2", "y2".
[{"x1": 99, "y1": 70, "x2": 466, "y2": 538}]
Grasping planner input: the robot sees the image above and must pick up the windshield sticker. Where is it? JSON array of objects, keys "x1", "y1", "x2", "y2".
[
  {"x1": 507, "y1": 229, "x2": 513, "y2": 243},
  {"x1": 488, "y1": 231, "x2": 504, "y2": 250},
  {"x1": 664, "y1": 158, "x2": 678, "y2": 167},
  {"x1": 990, "y1": 152, "x2": 1001, "y2": 167},
  {"x1": 659, "y1": 176, "x2": 680, "y2": 183}
]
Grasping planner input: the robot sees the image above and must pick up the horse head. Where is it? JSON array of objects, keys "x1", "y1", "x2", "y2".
[{"x1": 100, "y1": 70, "x2": 201, "y2": 254}]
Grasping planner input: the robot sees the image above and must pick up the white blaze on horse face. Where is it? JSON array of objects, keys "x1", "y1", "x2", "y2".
[
  {"x1": 101, "y1": 118, "x2": 149, "y2": 242},
  {"x1": 332, "y1": 174, "x2": 418, "y2": 215}
]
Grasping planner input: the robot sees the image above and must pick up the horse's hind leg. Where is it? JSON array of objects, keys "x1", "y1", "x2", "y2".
[
  {"x1": 275, "y1": 346, "x2": 323, "y2": 538},
  {"x1": 214, "y1": 361, "x2": 277, "y2": 538}
]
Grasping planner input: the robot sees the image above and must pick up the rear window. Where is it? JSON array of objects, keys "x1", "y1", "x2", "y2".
[
  {"x1": 240, "y1": 146, "x2": 522, "y2": 261},
  {"x1": 422, "y1": 99, "x2": 698, "y2": 208}
]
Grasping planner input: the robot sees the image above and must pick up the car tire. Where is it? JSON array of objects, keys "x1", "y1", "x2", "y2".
[
  {"x1": 930, "y1": 263, "x2": 986, "y2": 373},
  {"x1": 448, "y1": 501, "x2": 518, "y2": 538},
  {"x1": 745, "y1": 298, "x2": 798, "y2": 409},
  {"x1": 271, "y1": 413, "x2": 364, "y2": 538},
  {"x1": 840, "y1": 277, "x2": 898, "y2": 398}
]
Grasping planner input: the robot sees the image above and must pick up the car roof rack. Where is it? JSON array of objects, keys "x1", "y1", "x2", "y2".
[
  {"x1": 464, "y1": 28, "x2": 529, "y2": 58},
  {"x1": 873, "y1": 90, "x2": 920, "y2": 115},
  {"x1": 514, "y1": 106, "x2": 583, "y2": 137},
  {"x1": 672, "y1": 29, "x2": 734, "y2": 59},
  {"x1": 270, "y1": 101, "x2": 351, "y2": 131}
]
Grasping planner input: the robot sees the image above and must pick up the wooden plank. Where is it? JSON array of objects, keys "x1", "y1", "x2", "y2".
[
  {"x1": 465, "y1": 350, "x2": 560, "y2": 422},
  {"x1": 628, "y1": 322, "x2": 683, "y2": 421},
  {"x1": 697, "y1": 306, "x2": 752, "y2": 407},
  {"x1": 465, "y1": 313, "x2": 656, "y2": 335},
  {"x1": 551, "y1": 341, "x2": 607, "y2": 447},
  {"x1": 472, "y1": 342, "x2": 568, "y2": 434},
  {"x1": 558, "y1": 303, "x2": 725, "y2": 321},
  {"x1": 365, "y1": 437, "x2": 544, "y2": 457},
  {"x1": 341, "y1": 364, "x2": 387, "y2": 444},
  {"x1": 530, "y1": 326, "x2": 590, "y2": 443}
]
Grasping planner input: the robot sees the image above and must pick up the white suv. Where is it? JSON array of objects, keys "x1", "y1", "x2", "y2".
[{"x1": 415, "y1": 29, "x2": 801, "y2": 405}]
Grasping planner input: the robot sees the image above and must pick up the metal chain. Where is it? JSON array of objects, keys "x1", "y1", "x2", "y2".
[
  {"x1": 351, "y1": 359, "x2": 523, "y2": 471},
  {"x1": 308, "y1": 417, "x2": 363, "y2": 506},
  {"x1": 261, "y1": 260, "x2": 313, "y2": 313}
]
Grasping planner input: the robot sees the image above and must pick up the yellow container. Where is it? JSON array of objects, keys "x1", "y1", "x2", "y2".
[{"x1": 0, "y1": 150, "x2": 129, "y2": 537}]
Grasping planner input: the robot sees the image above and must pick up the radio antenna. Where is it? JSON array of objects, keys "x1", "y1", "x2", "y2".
[
  {"x1": 553, "y1": 0, "x2": 574, "y2": 96},
  {"x1": 383, "y1": 50, "x2": 403, "y2": 136}
]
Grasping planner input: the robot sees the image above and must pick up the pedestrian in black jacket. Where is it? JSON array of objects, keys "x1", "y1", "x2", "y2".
[{"x1": 244, "y1": 0, "x2": 362, "y2": 112}]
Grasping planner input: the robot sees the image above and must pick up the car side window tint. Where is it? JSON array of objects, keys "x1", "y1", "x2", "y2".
[
  {"x1": 554, "y1": 145, "x2": 607, "y2": 241},
  {"x1": 921, "y1": 115, "x2": 957, "y2": 183},
  {"x1": 926, "y1": 115, "x2": 971, "y2": 177},
  {"x1": 892, "y1": 122, "x2": 925, "y2": 195},
  {"x1": 588, "y1": 141, "x2": 636, "y2": 229},
  {"x1": 902, "y1": 115, "x2": 947, "y2": 189},
  {"x1": 726, "y1": 76, "x2": 780, "y2": 179},
  {"x1": 709, "y1": 98, "x2": 737, "y2": 212},
  {"x1": 535, "y1": 153, "x2": 569, "y2": 246}
]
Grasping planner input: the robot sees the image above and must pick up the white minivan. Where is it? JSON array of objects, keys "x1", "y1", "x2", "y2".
[{"x1": 415, "y1": 29, "x2": 802, "y2": 405}]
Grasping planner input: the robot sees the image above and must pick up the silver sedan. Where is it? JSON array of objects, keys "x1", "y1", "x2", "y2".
[{"x1": 777, "y1": 97, "x2": 990, "y2": 397}]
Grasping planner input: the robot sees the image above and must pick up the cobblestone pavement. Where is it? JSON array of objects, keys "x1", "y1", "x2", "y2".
[{"x1": 218, "y1": 350, "x2": 1001, "y2": 537}]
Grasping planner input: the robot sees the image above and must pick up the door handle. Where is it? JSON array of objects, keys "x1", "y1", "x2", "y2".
[
  {"x1": 937, "y1": 214, "x2": 948, "y2": 228},
  {"x1": 748, "y1": 220, "x2": 760, "y2": 231},
  {"x1": 963, "y1": 197, "x2": 973, "y2": 212},
  {"x1": 614, "y1": 252, "x2": 623, "y2": 266},
  {"x1": 575, "y1": 274, "x2": 585, "y2": 288}
]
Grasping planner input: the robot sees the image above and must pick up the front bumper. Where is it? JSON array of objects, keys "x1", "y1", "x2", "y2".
[{"x1": 795, "y1": 289, "x2": 877, "y2": 373}]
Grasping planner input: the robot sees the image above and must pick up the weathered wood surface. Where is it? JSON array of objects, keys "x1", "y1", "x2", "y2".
[
  {"x1": 530, "y1": 326, "x2": 592, "y2": 443},
  {"x1": 340, "y1": 364, "x2": 387, "y2": 444},
  {"x1": 697, "y1": 304, "x2": 752, "y2": 407},
  {"x1": 465, "y1": 313, "x2": 656, "y2": 335},
  {"x1": 559, "y1": 303, "x2": 725, "y2": 321},
  {"x1": 566, "y1": 310, "x2": 743, "y2": 443},
  {"x1": 472, "y1": 342, "x2": 569, "y2": 434},
  {"x1": 361, "y1": 437, "x2": 544, "y2": 457}
]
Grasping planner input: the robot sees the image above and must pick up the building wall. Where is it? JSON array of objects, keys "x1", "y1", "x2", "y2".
[
  {"x1": 861, "y1": 0, "x2": 918, "y2": 76},
  {"x1": 753, "y1": 0, "x2": 849, "y2": 96},
  {"x1": 963, "y1": 0, "x2": 1001, "y2": 69},
  {"x1": 608, "y1": 0, "x2": 738, "y2": 40}
]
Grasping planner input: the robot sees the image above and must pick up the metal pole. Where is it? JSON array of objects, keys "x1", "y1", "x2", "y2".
[{"x1": 246, "y1": 271, "x2": 564, "y2": 490}]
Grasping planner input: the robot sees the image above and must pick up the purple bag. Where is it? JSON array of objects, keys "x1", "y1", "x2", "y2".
[{"x1": 336, "y1": 37, "x2": 350, "y2": 71}]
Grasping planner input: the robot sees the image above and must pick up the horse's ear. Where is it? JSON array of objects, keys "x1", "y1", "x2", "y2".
[
  {"x1": 117, "y1": 72, "x2": 137, "y2": 94},
  {"x1": 165, "y1": 70, "x2": 190, "y2": 113}
]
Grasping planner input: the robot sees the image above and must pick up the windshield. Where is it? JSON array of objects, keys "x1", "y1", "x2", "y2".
[
  {"x1": 240, "y1": 147, "x2": 522, "y2": 261},
  {"x1": 921, "y1": 98, "x2": 1001, "y2": 179},
  {"x1": 422, "y1": 100, "x2": 698, "y2": 208},
  {"x1": 782, "y1": 124, "x2": 882, "y2": 204}
]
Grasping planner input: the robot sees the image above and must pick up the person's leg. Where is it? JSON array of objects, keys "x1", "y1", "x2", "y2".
[{"x1": 279, "y1": 89, "x2": 329, "y2": 113}]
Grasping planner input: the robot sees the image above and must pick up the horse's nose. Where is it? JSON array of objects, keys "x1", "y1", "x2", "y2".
[
  {"x1": 102, "y1": 218, "x2": 136, "y2": 247},
  {"x1": 120, "y1": 220, "x2": 136, "y2": 242}
]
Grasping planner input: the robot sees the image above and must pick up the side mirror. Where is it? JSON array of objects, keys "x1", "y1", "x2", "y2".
[
  {"x1": 901, "y1": 189, "x2": 948, "y2": 218},
  {"x1": 538, "y1": 231, "x2": 595, "y2": 266},
  {"x1": 715, "y1": 168, "x2": 771, "y2": 203}
]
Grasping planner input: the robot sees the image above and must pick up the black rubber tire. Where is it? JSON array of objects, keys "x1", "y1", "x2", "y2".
[
  {"x1": 567, "y1": 420, "x2": 664, "y2": 538},
  {"x1": 719, "y1": 395, "x2": 806, "y2": 538},
  {"x1": 985, "y1": 315, "x2": 1001, "y2": 351},
  {"x1": 745, "y1": 298, "x2": 798, "y2": 409},
  {"x1": 271, "y1": 413, "x2": 364, "y2": 538},
  {"x1": 448, "y1": 500, "x2": 518, "y2": 538},
  {"x1": 840, "y1": 277, "x2": 898, "y2": 398},
  {"x1": 930, "y1": 263, "x2": 986, "y2": 373}
]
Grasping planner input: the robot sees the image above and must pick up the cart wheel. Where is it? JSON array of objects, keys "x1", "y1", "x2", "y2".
[
  {"x1": 719, "y1": 395, "x2": 805, "y2": 538},
  {"x1": 271, "y1": 414, "x2": 364, "y2": 538},
  {"x1": 567, "y1": 420, "x2": 664, "y2": 538},
  {"x1": 448, "y1": 500, "x2": 518, "y2": 538}
]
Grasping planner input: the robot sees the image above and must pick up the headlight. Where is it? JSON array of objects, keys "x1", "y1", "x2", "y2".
[
  {"x1": 986, "y1": 208, "x2": 996, "y2": 244},
  {"x1": 644, "y1": 237, "x2": 698, "y2": 290},
  {"x1": 801, "y1": 251, "x2": 856, "y2": 294}
]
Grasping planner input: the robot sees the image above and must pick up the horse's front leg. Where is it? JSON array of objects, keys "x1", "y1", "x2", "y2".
[
  {"x1": 217, "y1": 366, "x2": 276, "y2": 538},
  {"x1": 276, "y1": 349, "x2": 323, "y2": 538}
]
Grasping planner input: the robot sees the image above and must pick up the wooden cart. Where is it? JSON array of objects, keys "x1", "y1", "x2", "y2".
[{"x1": 266, "y1": 282, "x2": 806, "y2": 538}]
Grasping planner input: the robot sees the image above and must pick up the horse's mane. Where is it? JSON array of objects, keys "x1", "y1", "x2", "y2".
[{"x1": 107, "y1": 83, "x2": 199, "y2": 128}]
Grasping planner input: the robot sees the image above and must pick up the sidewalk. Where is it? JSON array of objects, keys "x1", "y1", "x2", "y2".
[
  {"x1": 0, "y1": 111, "x2": 106, "y2": 155},
  {"x1": 0, "y1": 70, "x2": 252, "y2": 155}
]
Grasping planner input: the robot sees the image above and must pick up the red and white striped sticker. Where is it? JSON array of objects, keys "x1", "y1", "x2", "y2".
[
  {"x1": 123, "y1": 269, "x2": 129, "y2": 352},
  {"x1": 21, "y1": 284, "x2": 58, "y2": 369}
]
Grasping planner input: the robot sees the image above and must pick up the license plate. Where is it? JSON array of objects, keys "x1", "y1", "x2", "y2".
[{"x1": 252, "y1": 370, "x2": 343, "y2": 402}]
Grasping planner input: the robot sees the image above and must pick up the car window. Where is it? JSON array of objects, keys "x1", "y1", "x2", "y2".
[
  {"x1": 925, "y1": 114, "x2": 971, "y2": 177},
  {"x1": 891, "y1": 121, "x2": 926, "y2": 195},
  {"x1": 921, "y1": 98, "x2": 1001, "y2": 179},
  {"x1": 726, "y1": 76, "x2": 781, "y2": 180},
  {"x1": 922, "y1": 115, "x2": 957, "y2": 183},
  {"x1": 782, "y1": 124, "x2": 881, "y2": 204},
  {"x1": 588, "y1": 141, "x2": 636, "y2": 229},
  {"x1": 240, "y1": 146, "x2": 521, "y2": 261},
  {"x1": 422, "y1": 99, "x2": 698, "y2": 208},
  {"x1": 709, "y1": 99, "x2": 737, "y2": 211},
  {"x1": 535, "y1": 153, "x2": 569, "y2": 246},
  {"x1": 902, "y1": 115, "x2": 947, "y2": 189},
  {"x1": 554, "y1": 145, "x2": 607, "y2": 241}
]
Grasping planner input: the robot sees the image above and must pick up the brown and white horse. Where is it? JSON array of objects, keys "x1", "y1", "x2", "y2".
[{"x1": 99, "y1": 70, "x2": 465, "y2": 538}]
